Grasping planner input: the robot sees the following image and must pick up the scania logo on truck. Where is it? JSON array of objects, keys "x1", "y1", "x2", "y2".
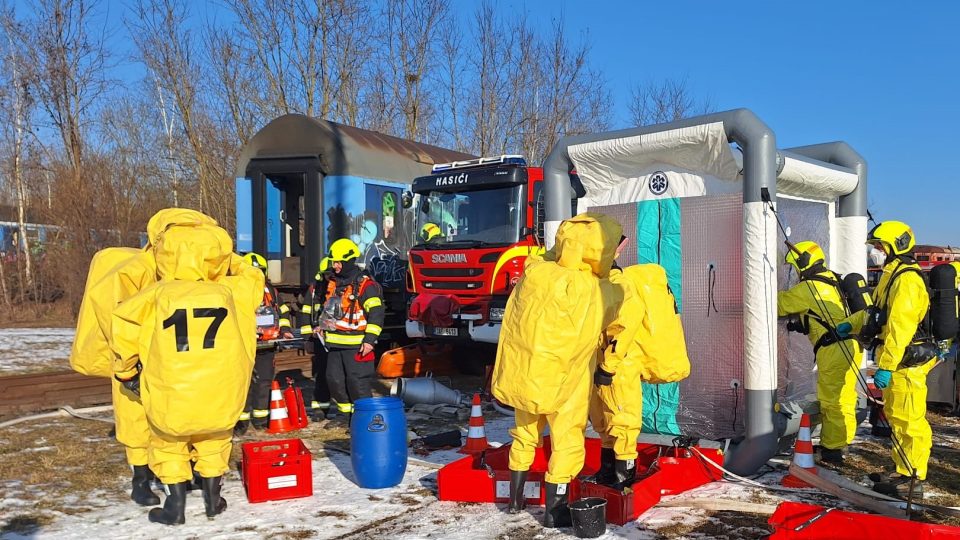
[
  {"x1": 431, "y1": 253, "x2": 467, "y2": 264},
  {"x1": 434, "y1": 173, "x2": 469, "y2": 186}
]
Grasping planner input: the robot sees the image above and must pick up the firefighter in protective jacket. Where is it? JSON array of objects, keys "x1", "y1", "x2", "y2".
[
  {"x1": 70, "y1": 208, "x2": 219, "y2": 508},
  {"x1": 301, "y1": 257, "x2": 333, "y2": 420},
  {"x1": 318, "y1": 239, "x2": 385, "y2": 420},
  {"x1": 112, "y1": 222, "x2": 262, "y2": 525},
  {"x1": 235, "y1": 252, "x2": 293, "y2": 434}
]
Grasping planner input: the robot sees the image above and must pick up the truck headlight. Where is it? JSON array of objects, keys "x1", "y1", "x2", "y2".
[{"x1": 489, "y1": 307, "x2": 506, "y2": 321}]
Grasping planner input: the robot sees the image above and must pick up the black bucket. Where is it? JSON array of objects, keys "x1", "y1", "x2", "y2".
[{"x1": 569, "y1": 497, "x2": 607, "y2": 538}]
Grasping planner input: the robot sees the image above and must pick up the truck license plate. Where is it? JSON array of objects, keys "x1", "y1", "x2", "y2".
[{"x1": 432, "y1": 327, "x2": 458, "y2": 337}]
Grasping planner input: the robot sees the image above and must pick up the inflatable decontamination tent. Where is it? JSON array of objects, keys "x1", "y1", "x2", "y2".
[{"x1": 541, "y1": 109, "x2": 867, "y2": 475}]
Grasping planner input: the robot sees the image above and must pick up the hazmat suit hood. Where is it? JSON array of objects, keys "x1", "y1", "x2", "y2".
[
  {"x1": 544, "y1": 212, "x2": 622, "y2": 279},
  {"x1": 145, "y1": 208, "x2": 218, "y2": 249},
  {"x1": 154, "y1": 224, "x2": 234, "y2": 282}
]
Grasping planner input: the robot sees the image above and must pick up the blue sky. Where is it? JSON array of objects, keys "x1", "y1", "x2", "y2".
[
  {"x1": 495, "y1": 0, "x2": 956, "y2": 244},
  {"x1": 16, "y1": 1, "x2": 957, "y2": 245}
]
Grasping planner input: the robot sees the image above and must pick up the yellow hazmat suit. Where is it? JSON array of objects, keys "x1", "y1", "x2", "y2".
[
  {"x1": 70, "y1": 209, "x2": 219, "y2": 466},
  {"x1": 112, "y1": 224, "x2": 262, "y2": 484},
  {"x1": 778, "y1": 270, "x2": 861, "y2": 450},
  {"x1": 492, "y1": 213, "x2": 622, "y2": 484},
  {"x1": 872, "y1": 257, "x2": 933, "y2": 480},
  {"x1": 589, "y1": 267, "x2": 645, "y2": 460}
]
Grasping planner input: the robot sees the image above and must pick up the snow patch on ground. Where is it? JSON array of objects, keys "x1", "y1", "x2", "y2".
[
  {"x1": 7, "y1": 406, "x2": 954, "y2": 539},
  {"x1": 0, "y1": 328, "x2": 74, "y2": 375}
]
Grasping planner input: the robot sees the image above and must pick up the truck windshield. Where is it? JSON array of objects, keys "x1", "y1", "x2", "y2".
[{"x1": 416, "y1": 185, "x2": 523, "y2": 246}]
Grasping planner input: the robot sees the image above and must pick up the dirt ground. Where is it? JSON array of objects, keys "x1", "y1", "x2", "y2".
[{"x1": 2, "y1": 387, "x2": 959, "y2": 538}]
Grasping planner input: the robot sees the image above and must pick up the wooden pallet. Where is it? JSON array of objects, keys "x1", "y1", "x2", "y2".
[{"x1": 0, "y1": 350, "x2": 313, "y2": 419}]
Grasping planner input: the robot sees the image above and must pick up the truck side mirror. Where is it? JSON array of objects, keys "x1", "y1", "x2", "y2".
[{"x1": 401, "y1": 190, "x2": 414, "y2": 209}]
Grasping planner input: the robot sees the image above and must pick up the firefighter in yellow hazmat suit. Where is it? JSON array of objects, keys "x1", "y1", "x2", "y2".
[
  {"x1": 858, "y1": 221, "x2": 934, "y2": 499},
  {"x1": 588, "y1": 261, "x2": 643, "y2": 489},
  {"x1": 777, "y1": 241, "x2": 860, "y2": 464},
  {"x1": 70, "y1": 209, "x2": 219, "y2": 507},
  {"x1": 112, "y1": 223, "x2": 263, "y2": 525},
  {"x1": 492, "y1": 213, "x2": 623, "y2": 528}
]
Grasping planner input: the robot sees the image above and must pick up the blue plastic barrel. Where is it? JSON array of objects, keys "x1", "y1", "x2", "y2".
[{"x1": 351, "y1": 397, "x2": 408, "y2": 488}]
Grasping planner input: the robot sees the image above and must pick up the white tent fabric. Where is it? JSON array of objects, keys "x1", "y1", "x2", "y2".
[
  {"x1": 569, "y1": 123, "x2": 740, "y2": 209},
  {"x1": 833, "y1": 215, "x2": 870, "y2": 277},
  {"x1": 778, "y1": 156, "x2": 859, "y2": 202},
  {"x1": 563, "y1": 123, "x2": 865, "y2": 442}
]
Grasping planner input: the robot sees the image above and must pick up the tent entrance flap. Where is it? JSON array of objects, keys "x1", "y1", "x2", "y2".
[
  {"x1": 776, "y1": 196, "x2": 833, "y2": 407},
  {"x1": 591, "y1": 194, "x2": 745, "y2": 442}
]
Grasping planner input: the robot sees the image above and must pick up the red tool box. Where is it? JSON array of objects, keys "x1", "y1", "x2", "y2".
[{"x1": 242, "y1": 438, "x2": 314, "y2": 503}]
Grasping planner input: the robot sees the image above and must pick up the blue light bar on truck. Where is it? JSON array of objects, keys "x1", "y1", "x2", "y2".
[{"x1": 431, "y1": 155, "x2": 526, "y2": 173}]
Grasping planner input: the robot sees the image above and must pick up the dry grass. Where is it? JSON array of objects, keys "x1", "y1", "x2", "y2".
[
  {"x1": 0, "y1": 299, "x2": 76, "y2": 329},
  {"x1": 0, "y1": 416, "x2": 127, "y2": 524},
  {"x1": 494, "y1": 523, "x2": 544, "y2": 540},
  {"x1": 643, "y1": 511, "x2": 770, "y2": 539}
]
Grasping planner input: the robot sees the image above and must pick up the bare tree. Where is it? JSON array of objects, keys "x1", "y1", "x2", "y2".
[
  {"x1": 628, "y1": 78, "x2": 712, "y2": 127},
  {"x1": 151, "y1": 69, "x2": 180, "y2": 206},
  {"x1": 28, "y1": 0, "x2": 109, "y2": 198},
  {"x1": 0, "y1": 4, "x2": 34, "y2": 286},
  {"x1": 129, "y1": 0, "x2": 220, "y2": 215},
  {"x1": 459, "y1": 6, "x2": 609, "y2": 163},
  {"x1": 438, "y1": 23, "x2": 465, "y2": 152},
  {"x1": 205, "y1": 30, "x2": 260, "y2": 146},
  {"x1": 377, "y1": 0, "x2": 449, "y2": 140}
]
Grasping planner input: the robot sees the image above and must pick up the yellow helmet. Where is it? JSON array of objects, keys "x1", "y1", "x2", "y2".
[
  {"x1": 420, "y1": 222, "x2": 441, "y2": 242},
  {"x1": 868, "y1": 220, "x2": 915, "y2": 256},
  {"x1": 784, "y1": 240, "x2": 825, "y2": 273},
  {"x1": 328, "y1": 238, "x2": 361, "y2": 262},
  {"x1": 314, "y1": 257, "x2": 331, "y2": 281},
  {"x1": 242, "y1": 252, "x2": 267, "y2": 272}
]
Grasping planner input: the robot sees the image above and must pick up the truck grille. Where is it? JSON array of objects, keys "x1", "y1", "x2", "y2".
[
  {"x1": 422, "y1": 281, "x2": 485, "y2": 290},
  {"x1": 420, "y1": 267, "x2": 484, "y2": 277}
]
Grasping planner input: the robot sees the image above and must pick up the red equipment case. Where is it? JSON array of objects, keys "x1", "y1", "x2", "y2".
[{"x1": 242, "y1": 438, "x2": 313, "y2": 503}]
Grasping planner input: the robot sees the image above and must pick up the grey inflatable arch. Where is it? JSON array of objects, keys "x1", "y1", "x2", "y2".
[{"x1": 541, "y1": 109, "x2": 867, "y2": 475}]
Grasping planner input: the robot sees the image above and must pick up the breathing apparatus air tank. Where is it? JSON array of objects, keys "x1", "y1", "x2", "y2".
[
  {"x1": 840, "y1": 273, "x2": 873, "y2": 314},
  {"x1": 928, "y1": 263, "x2": 960, "y2": 341}
]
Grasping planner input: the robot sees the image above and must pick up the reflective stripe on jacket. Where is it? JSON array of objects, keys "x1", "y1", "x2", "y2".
[{"x1": 323, "y1": 274, "x2": 385, "y2": 348}]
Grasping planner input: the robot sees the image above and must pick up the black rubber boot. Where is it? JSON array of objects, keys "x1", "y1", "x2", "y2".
[
  {"x1": 820, "y1": 448, "x2": 844, "y2": 464},
  {"x1": 507, "y1": 470, "x2": 528, "y2": 514},
  {"x1": 233, "y1": 420, "x2": 250, "y2": 437},
  {"x1": 201, "y1": 476, "x2": 228, "y2": 518},
  {"x1": 874, "y1": 475, "x2": 924, "y2": 499},
  {"x1": 592, "y1": 447, "x2": 616, "y2": 486},
  {"x1": 868, "y1": 468, "x2": 897, "y2": 483},
  {"x1": 131, "y1": 465, "x2": 160, "y2": 506},
  {"x1": 543, "y1": 482, "x2": 572, "y2": 528},
  {"x1": 612, "y1": 458, "x2": 636, "y2": 490},
  {"x1": 148, "y1": 482, "x2": 189, "y2": 525}
]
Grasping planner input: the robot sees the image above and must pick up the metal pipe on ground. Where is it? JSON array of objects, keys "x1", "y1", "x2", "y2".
[{"x1": 390, "y1": 377, "x2": 470, "y2": 408}]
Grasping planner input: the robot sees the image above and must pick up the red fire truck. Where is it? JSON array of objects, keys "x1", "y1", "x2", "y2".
[{"x1": 404, "y1": 155, "x2": 548, "y2": 344}]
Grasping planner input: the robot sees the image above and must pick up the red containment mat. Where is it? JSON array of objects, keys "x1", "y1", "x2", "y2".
[
  {"x1": 768, "y1": 502, "x2": 960, "y2": 539},
  {"x1": 242, "y1": 439, "x2": 313, "y2": 503},
  {"x1": 438, "y1": 436, "x2": 581, "y2": 506},
  {"x1": 438, "y1": 436, "x2": 723, "y2": 525}
]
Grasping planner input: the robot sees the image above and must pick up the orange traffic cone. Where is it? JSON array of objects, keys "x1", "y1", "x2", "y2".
[
  {"x1": 283, "y1": 378, "x2": 309, "y2": 430},
  {"x1": 782, "y1": 413, "x2": 817, "y2": 488},
  {"x1": 459, "y1": 393, "x2": 491, "y2": 454},
  {"x1": 266, "y1": 380, "x2": 294, "y2": 434}
]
